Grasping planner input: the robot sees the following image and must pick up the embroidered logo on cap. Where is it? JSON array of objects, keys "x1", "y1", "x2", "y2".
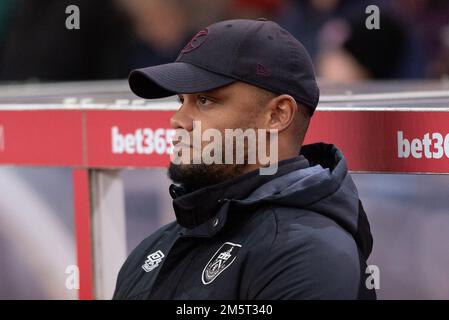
[
  {"x1": 181, "y1": 28, "x2": 209, "y2": 54},
  {"x1": 202, "y1": 242, "x2": 242, "y2": 285}
]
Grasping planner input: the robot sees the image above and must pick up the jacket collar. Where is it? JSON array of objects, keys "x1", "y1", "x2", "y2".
[{"x1": 170, "y1": 155, "x2": 310, "y2": 236}]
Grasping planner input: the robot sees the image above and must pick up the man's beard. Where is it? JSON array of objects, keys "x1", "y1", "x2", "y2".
[
  {"x1": 168, "y1": 124, "x2": 259, "y2": 192},
  {"x1": 167, "y1": 162, "x2": 246, "y2": 193}
]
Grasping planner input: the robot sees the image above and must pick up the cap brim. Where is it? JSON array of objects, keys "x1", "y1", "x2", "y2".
[{"x1": 128, "y1": 62, "x2": 235, "y2": 99}]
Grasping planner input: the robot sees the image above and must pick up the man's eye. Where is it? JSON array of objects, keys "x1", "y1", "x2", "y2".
[
  {"x1": 198, "y1": 96, "x2": 213, "y2": 106},
  {"x1": 177, "y1": 96, "x2": 184, "y2": 104}
]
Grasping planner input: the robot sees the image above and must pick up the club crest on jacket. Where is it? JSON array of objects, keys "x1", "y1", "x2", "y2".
[{"x1": 202, "y1": 242, "x2": 242, "y2": 285}]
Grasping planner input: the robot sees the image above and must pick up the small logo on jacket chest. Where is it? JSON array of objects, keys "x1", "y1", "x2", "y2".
[
  {"x1": 142, "y1": 250, "x2": 165, "y2": 272},
  {"x1": 202, "y1": 242, "x2": 242, "y2": 285}
]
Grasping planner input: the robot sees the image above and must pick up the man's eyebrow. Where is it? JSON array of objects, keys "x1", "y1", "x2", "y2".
[
  {"x1": 177, "y1": 88, "x2": 225, "y2": 98},
  {"x1": 202, "y1": 87, "x2": 227, "y2": 96}
]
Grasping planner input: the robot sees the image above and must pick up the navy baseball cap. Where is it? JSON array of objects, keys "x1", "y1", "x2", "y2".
[{"x1": 129, "y1": 18, "x2": 320, "y2": 113}]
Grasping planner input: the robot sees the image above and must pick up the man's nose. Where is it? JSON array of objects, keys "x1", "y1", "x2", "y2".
[{"x1": 170, "y1": 103, "x2": 194, "y2": 131}]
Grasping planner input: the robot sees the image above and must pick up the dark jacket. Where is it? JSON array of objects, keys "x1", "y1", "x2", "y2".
[{"x1": 113, "y1": 143, "x2": 376, "y2": 300}]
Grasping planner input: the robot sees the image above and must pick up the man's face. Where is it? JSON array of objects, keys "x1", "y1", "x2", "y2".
[{"x1": 168, "y1": 81, "x2": 268, "y2": 191}]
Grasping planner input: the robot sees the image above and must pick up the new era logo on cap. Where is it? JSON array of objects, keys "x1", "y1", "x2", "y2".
[{"x1": 256, "y1": 63, "x2": 272, "y2": 77}]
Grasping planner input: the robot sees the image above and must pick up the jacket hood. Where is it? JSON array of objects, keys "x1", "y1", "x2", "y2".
[
  {"x1": 238, "y1": 143, "x2": 373, "y2": 259},
  {"x1": 170, "y1": 142, "x2": 373, "y2": 259}
]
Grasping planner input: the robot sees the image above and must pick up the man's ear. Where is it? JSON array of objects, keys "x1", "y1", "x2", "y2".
[{"x1": 264, "y1": 94, "x2": 298, "y2": 132}]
